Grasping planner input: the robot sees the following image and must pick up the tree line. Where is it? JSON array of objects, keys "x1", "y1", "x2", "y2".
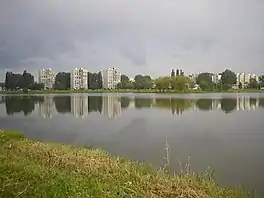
[
  {"x1": 4, "y1": 71, "x2": 103, "y2": 91},
  {"x1": 5, "y1": 70, "x2": 44, "y2": 91},
  {"x1": 118, "y1": 69, "x2": 264, "y2": 91},
  {"x1": 193, "y1": 69, "x2": 264, "y2": 91},
  {"x1": 4, "y1": 69, "x2": 264, "y2": 91}
]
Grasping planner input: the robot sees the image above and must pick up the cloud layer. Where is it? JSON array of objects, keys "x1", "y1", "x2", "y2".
[{"x1": 0, "y1": 0, "x2": 264, "y2": 80}]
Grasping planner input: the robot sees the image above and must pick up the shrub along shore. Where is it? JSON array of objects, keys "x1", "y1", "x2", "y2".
[
  {"x1": 0, "y1": 129, "x2": 253, "y2": 198},
  {"x1": 0, "y1": 89, "x2": 264, "y2": 95}
]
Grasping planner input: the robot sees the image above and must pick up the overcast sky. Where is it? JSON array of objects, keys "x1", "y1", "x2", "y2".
[{"x1": 0, "y1": 0, "x2": 264, "y2": 80}]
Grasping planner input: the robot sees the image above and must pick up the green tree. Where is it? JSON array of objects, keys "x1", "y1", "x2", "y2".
[
  {"x1": 171, "y1": 69, "x2": 175, "y2": 77},
  {"x1": 248, "y1": 78, "x2": 259, "y2": 89},
  {"x1": 199, "y1": 81, "x2": 210, "y2": 91},
  {"x1": 155, "y1": 77, "x2": 170, "y2": 91},
  {"x1": 196, "y1": 73, "x2": 213, "y2": 90},
  {"x1": 117, "y1": 74, "x2": 133, "y2": 89},
  {"x1": 143, "y1": 75, "x2": 153, "y2": 89},
  {"x1": 21, "y1": 70, "x2": 34, "y2": 88},
  {"x1": 54, "y1": 72, "x2": 70, "y2": 90},
  {"x1": 5, "y1": 71, "x2": 34, "y2": 90},
  {"x1": 88, "y1": 72, "x2": 99, "y2": 90},
  {"x1": 221, "y1": 69, "x2": 236, "y2": 89},
  {"x1": 5, "y1": 72, "x2": 16, "y2": 90},
  {"x1": 134, "y1": 75, "x2": 153, "y2": 89},
  {"x1": 259, "y1": 75, "x2": 264, "y2": 88},
  {"x1": 97, "y1": 72, "x2": 103, "y2": 89},
  {"x1": 180, "y1": 70, "x2": 184, "y2": 76},
  {"x1": 30, "y1": 83, "x2": 44, "y2": 90},
  {"x1": 171, "y1": 76, "x2": 190, "y2": 91},
  {"x1": 121, "y1": 74, "x2": 130, "y2": 83},
  {"x1": 176, "y1": 69, "x2": 180, "y2": 76},
  {"x1": 238, "y1": 82, "x2": 243, "y2": 89}
]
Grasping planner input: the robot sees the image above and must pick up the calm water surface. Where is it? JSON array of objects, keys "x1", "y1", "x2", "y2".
[{"x1": 0, "y1": 93, "x2": 264, "y2": 196}]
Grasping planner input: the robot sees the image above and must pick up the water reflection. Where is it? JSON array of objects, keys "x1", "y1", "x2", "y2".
[
  {"x1": 5, "y1": 96, "x2": 44, "y2": 116},
  {"x1": 196, "y1": 99, "x2": 214, "y2": 111},
  {"x1": 155, "y1": 98, "x2": 192, "y2": 115},
  {"x1": 102, "y1": 95, "x2": 121, "y2": 119},
  {"x1": 38, "y1": 96, "x2": 54, "y2": 118},
  {"x1": 54, "y1": 96, "x2": 71, "y2": 114},
  {"x1": 1, "y1": 95, "x2": 264, "y2": 118},
  {"x1": 71, "y1": 96, "x2": 89, "y2": 118}
]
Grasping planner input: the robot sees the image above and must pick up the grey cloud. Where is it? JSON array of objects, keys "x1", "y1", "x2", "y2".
[
  {"x1": 0, "y1": 0, "x2": 264, "y2": 80},
  {"x1": 120, "y1": 44, "x2": 146, "y2": 66}
]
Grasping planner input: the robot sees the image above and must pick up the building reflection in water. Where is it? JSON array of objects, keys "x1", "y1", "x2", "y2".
[
  {"x1": 71, "y1": 96, "x2": 89, "y2": 118},
  {"x1": 102, "y1": 95, "x2": 122, "y2": 119},
  {"x1": 38, "y1": 96, "x2": 54, "y2": 118},
  {"x1": 2, "y1": 95, "x2": 264, "y2": 118}
]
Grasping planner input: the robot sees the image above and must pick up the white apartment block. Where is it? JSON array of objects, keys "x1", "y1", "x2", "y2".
[
  {"x1": 212, "y1": 73, "x2": 222, "y2": 83},
  {"x1": 236, "y1": 73, "x2": 258, "y2": 88},
  {"x1": 70, "y1": 68, "x2": 88, "y2": 90},
  {"x1": 102, "y1": 68, "x2": 121, "y2": 89},
  {"x1": 188, "y1": 74, "x2": 198, "y2": 83},
  {"x1": 39, "y1": 68, "x2": 55, "y2": 89}
]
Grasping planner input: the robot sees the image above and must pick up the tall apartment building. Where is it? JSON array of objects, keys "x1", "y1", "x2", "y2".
[
  {"x1": 188, "y1": 74, "x2": 198, "y2": 83},
  {"x1": 39, "y1": 68, "x2": 55, "y2": 89},
  {"x1": 236, "y1": 73, "x2": 258, "y2": 88},
  {"x1": 70, "y1": 68, "x2": 88, "y2": 90},
  {"x1": 102, "y1": 68, "x2": 121, "y2": 89},
  {"x1": 212, "y1": 73, "x2": 222, "y2": 83}
]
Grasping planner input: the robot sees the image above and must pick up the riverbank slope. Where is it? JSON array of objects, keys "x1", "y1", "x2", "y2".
[{"x1": 0, "y1": 129, "x2": 251, "y2": 197}]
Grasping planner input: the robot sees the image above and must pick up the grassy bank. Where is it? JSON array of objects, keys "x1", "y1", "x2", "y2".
[
  {"x1": 0, "y1": 89, "x2": 264, "y2": 95},
  {"x1": 0, "y1": 129, "x2": 252, "y2": 197}
]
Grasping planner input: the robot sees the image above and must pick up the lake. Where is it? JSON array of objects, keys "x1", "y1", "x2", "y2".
[{"x1": 0, "y1": 93, "x2": 264, "y2": 197}]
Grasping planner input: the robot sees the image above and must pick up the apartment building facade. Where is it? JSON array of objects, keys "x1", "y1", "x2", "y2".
[
  {"x1": 70, "y1": 68, "x2": 88, "y2": 90},
  {"x1": 38, "y1": 68, "x2": 55, "y2": 89},
  {"x1": 102, "y1": 68, "x2": 121, "y2": 89},
  {"x1": 236, "y1": 73, "x2": 258, "y2": 88},
  {"x1": 212, "y1": 73, "x2": 222, "y2": 83}
]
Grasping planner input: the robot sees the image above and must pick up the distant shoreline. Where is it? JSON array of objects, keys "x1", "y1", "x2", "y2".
[{"x1": 0, "y1": 89, "x2": 264, "y2": 95}]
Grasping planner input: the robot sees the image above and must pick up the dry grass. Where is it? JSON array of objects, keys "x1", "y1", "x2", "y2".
[{"x1": 0, "y1": 129, "x2": 252, "y2": 198}]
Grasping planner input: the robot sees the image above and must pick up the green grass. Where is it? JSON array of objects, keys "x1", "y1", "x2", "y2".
[
  {"x1": 0, "y1": 89, "x2": 263, "y2": 95},
  {"x1": 0, "y1": 129, "x2": 254, "y2": 197}
]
